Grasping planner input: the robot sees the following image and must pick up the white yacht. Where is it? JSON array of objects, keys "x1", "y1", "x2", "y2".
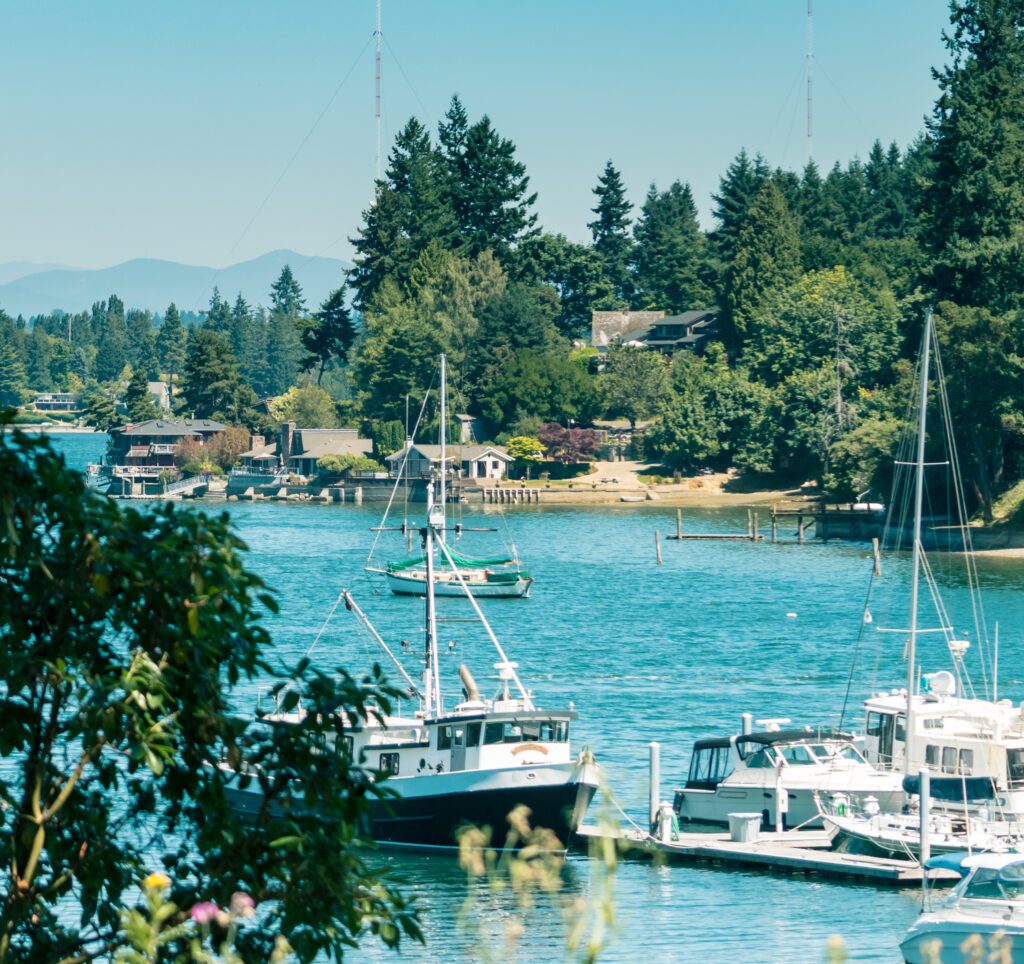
[
  {"x1": 673, "y1": 718, "x2": 904, "y2": 830},
  {"x1": 223, "y1": 479, "x2": 597, "y2": 850},
  {"x1": 901, "y1": 853, "x2": 1024, "y2": 963}
]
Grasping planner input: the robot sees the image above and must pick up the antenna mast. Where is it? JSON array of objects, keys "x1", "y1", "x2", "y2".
[
  {"x1": 806, "y1": 0, "x2": 813, "y2": 163},
  {"x1": 375, "y1": 0, "x2": 382, "y2": 193}
]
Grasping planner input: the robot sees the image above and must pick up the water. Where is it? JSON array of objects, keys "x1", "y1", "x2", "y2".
[{"x1": 39, "y1": 433, "x2": 1024, "y2": 961}]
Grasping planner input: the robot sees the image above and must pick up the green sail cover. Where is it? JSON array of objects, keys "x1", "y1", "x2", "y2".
[{"x1": 386, "y1": 549, "x2": 520, "y2": 573}]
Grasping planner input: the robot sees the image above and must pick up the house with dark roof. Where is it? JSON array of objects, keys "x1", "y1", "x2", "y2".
[
  {"x1": 591, "y1": 309, "x2": 720, "y2": 355},
  {"x1": 237, "y1": 422, "x2": 372, "y2": 478},
  {"x1": 385, "y1": 443, "x2": 512, "y2": 481}
]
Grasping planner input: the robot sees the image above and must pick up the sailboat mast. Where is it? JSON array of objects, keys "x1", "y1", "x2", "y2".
[
  {"x1": 906, "y1": 310, "x2": 933, "y2": 771},
  {"x1": 423, "y1": 481, "x2": 443, "y2": 716},
  {"x1": 438, "y1": 353, "x2": 447, "y2": 541}
]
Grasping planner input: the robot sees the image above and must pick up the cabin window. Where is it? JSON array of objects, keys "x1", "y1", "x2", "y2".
[
  {"x1": 923, "y1": 717, "x2": 943, "y2": 729},
  {"x1": 866, "y1": 713, "x2": 884, "y2": 737},
  {"x1": 963, "y1": 867, "x2": 1002, "y2": 899},
  {"x1": 484, "y1": 722, "x2": 524, "y2": 744},
  {"x1": 466, "y1": 723, "x2": 482, "y2": 747},
  {"x1": 959, "y1": 749, "x2": 974, "y2": 774},
  {"x1": 895, "y1": 716, "x2": 906, "y2": 743},
  {"x1": 557, "y1": 721, "x2": 569, "y2": 742},
  {"x1": 379, "y1": 752, "x2": 400, "y2": 775},
  {"x1": 437, "y1": 727, "x2": 453, "y2": 750},
  {"x1": 1008, "y1": 749, "x2": 1024, "y2": 787},
  {"x1": 941, "y1": 746, "x2": 957, "y2": 774},
  {"x1": 925, "y1": 745, "x2": 939, "y2": 767}
]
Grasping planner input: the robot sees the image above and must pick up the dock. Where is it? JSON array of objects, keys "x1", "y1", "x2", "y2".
[{"x1": 572, "y1": 825, "x2": 960, "y2": 886}]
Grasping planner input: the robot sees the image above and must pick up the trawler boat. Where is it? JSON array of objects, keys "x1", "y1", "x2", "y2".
[
  {"x1": 672, "y1": 718, "x2": 905, "y2": 830},
  {"x1": 223, "y1": 480, "x2": 596, "y2": 850},
  {"x1": 901, "y1": 853, "x2": 1024, "y2": 963}
]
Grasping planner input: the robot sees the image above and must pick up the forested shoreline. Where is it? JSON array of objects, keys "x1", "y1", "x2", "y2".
[{"x1": 1, "y1": 1, "x2": 1022, "y2": 521}]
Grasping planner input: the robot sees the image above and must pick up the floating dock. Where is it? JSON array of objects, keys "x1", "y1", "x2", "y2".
[{"x1": 572, "y1": 825, "x2": 960, "y2": 886}]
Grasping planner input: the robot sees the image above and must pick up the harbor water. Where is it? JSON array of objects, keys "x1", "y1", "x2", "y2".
[{"x1": 50, "y1": 434, "x2": 1024, "y2": 961}]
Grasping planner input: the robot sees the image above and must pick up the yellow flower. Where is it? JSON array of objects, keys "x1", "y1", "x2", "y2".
[{"x1": 142, "y1": 872, "x2": 171, "y2": 889}]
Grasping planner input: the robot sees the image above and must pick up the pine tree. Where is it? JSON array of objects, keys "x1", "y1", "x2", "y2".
[
  {"x1": 722, "y1": 180, "x2": 802, "y2": 354},
  {"x1": 179, "y1": 329, "x2": 258, "y2": 426},
  {"x1": 0, "y1": 339, "x2": 29, "y2": 406},
  {"x1": 440, "y1": 97, "x2": 538, "y2": 267},
  {"x1": 588, "y1": 161, "x2": 634, "y2": 304},
  {"x1": 270, "y1": 266, "x2": 306, "y2": 318},
  {"x1": 632, "y1": 181, "x2": 713, "y2": 312},
  {"x1": 302, "y1": 286, "x2": 358, "y2": 385},
  {"x1": 125, "y1": 368, "x2": 160, "y2": 422},
  {"x1": 925, "y1": 0, "x2": 1024, "y2": 312},
  {"x1": 93, "y1": 294, "x2": 129, "y2": 383},
  {"x1": 156, "y1": 303, "x2": 188, "y2": 391},
  {"x1": 711, "y1": 149, "x2": 771, "y2": 264}
]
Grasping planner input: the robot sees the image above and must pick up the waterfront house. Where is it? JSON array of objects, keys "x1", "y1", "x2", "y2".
[
  {"x1": 385, "y1": 443, "x2": 512, "y2": 481},
  {"x1": 591, "y1": 309, "x2": 720, "y2": 355},
  {"x1": 32, "y1": 392, "x2": 82, "y2": 412},
  {"x1": 237, "y1": 422, "x2": 372, "y2": 478}
]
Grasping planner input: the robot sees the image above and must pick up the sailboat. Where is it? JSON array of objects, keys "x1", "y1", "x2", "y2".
[
  {"x1": 369, "y1": 355, "x2": 533, "y2": 599},
  {"x1": 221, "y1": 476, "x2": 597, "y2": 850},
  {"x1": 819, "y1": 310, "x2": 1024, "y2": 854}
]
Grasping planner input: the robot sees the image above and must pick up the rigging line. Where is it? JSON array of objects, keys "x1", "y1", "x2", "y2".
[
  {"x1": 364, "y1": 373, "x2": 436, "y2": 568},
  {"x1": 837, "y1": 553, "x2": 880, "y2": 732},
  {"x1": 192, "y1": 32, "x2": 375, "y2": 307},
  {"x1": 276, "y1": 586, "x2": 351, "y2": 699},
  {"x1": 381, "y1": 34, "x2": 435, "y2": 127}
]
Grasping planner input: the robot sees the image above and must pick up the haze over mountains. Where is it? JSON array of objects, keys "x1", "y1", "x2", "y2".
[{"x1": 0, "y1": 250, "x2": 350, "y2": 318}]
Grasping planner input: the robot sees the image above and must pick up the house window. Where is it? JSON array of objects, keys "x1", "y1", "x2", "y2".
[{"x1": 379, "y1": 752, "x2": 400, "y2": 775}]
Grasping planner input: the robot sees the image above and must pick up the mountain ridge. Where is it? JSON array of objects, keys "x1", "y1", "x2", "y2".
[{"x1": 0, "y1": 250, "x2": 351, "y2": 318}]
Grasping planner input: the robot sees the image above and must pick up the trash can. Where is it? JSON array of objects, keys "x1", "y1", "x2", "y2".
[{"x1": 728, "y1": 812, "x2": 762, "y2": 843}]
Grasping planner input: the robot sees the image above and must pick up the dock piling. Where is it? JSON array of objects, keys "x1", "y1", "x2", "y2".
[
  {"x1": 649, "y1": 742, "x2": 661, "y2": 833},
  {"x1": 746, "y1": 508, "x2": 752, "y2": 538},
  {"x1": 752, "y1": 512, "x2": 759, "y2": 542},
  {"x1": 676, "y1": 508, "x2": 682, "y2": 539},
  {"x1": 655, "y1": 531, "x2": 662, "y2": 565},
  {"x1": 873, "y1": 537, "x2": 881, "y2": 577},
  {"x1": 771, "y1": 508, "x2": 777, "y2": 543}
]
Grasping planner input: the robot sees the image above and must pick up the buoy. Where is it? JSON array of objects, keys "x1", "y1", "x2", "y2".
[{"x1": 786, "y1": 612, "x2": 798, "y2": 618}]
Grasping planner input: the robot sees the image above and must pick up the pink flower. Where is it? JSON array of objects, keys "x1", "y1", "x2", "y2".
[{"x1": 190, "y1": 901, "x2": 219, "y2": 924}]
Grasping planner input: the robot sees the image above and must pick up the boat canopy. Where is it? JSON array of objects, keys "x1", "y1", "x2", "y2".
[
  {"x1": 387, "y1": 550, "x2": 517, "y2": 572},
  {"x1": 687, "y1": 727, "x2": 854, "y2": 758},
  {"x1": 902, "y1": 774, "x2": 997, "y2": 802}
]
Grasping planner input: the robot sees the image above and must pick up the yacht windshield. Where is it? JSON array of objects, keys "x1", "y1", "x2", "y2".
[
  {"x1": 963, "y1": 863, "x2": 1024, "y2": 900},
  {"x1": 779, "y1": 745, "x2": 816, "y2": 766},
  {"x1": 810, "y1": 743, "x2": 866, "y2": 764}
]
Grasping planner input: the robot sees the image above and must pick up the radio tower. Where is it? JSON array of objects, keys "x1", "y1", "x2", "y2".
[
  {"x1": 806, "y1": 0, "x2": 813, "y2": 164},
  {"x1": 375, "y1": 0, "x2": 382, "y2": 196}
]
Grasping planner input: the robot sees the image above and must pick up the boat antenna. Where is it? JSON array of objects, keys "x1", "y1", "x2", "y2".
[
  {"x1": 437, "y1": 353, "x2": 447, "y2": 545},
  {"x1": 375, "y1": 0, "x2": 382, "y2": 193},
  {"x1": 423, "y1": 481, "x2": 443, "y2": 715},
  {"x1": 342, "y1": 590, "x2": 421, "y2": 698},
  {"x1": 905, "y1": 308, "x2": 933, "y2": 774}
]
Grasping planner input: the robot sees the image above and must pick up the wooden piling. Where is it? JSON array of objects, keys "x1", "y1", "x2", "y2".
[
  {"x1": 797, "y1": 514, "x2": 804, "y2": 543},
  {"x1": 771, "y1": 507, "x2": 778, "y2": 543},
  {"x1": 873, "y1": 537, "x2": 881, "y2": 577},
  {"x1": 746, "y1": 508, "x2": 753, "y2": 538},
  {"x1": 656, "y1": 531, "x2": 662, "y2": 565},
  {"x1": 752, "y1": 512, "x2": 759, "y2": 542},
  {"x1": 676, "y1": 508, "x2": 682, "y2": 539}
]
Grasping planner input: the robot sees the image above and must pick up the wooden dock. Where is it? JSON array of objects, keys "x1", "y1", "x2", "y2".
[{"x1": 572, "y1": 825, "x2": 960, "y2": 886}]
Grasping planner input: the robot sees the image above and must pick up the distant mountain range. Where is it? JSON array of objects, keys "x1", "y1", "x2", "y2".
[{"x1": 0, "y1": 250, "x2": 351, "y2": 318}]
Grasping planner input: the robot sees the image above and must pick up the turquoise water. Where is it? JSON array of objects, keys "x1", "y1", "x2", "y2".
[{"x1": 43, "y1": 434, "x2": 1024, "y2": 961}]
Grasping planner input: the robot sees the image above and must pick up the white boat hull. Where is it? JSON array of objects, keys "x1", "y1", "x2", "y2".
[
  {"x1": 385, "y1": 570, "x2": 532, "y2": 598},
  {"x1": 902, "y1": 914, "x2": 1024, "y2": 963}
]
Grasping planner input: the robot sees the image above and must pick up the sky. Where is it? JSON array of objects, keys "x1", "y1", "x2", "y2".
[{"x1": 0, "y1": 1, "x2": 952, "y2": 271}]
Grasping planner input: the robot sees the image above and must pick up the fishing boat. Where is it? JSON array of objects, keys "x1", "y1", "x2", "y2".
[
  {"x1": 222, "y1": 478, "x2": 597, "y2": 850},
  {"x1": 821, "y1": 310, "x2": 1024, "y2": 854},
  {"x1": 901, "y1": 852, "x2": 1024, "y2": 963},
  {"x1": 672, "y1": 717, "x2": 904, "y2": 830},
  {"x1": 367, "y1": 354, "x2": 532, "y2": 599}
]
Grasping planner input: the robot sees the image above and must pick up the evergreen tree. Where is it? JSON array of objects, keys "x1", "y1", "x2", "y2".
[
  {"x1": 124, "y1": 368, "x2": 160, "y2": 422},
  {"x1": 156, "y1": 303, "x2": 188, "y2": 390},
  {"x1": 92, "y1": 294, "x2": 129, "y2": 383},
  {"x1": 201, "y1": 287, "x2": 233, "y2": 339},
  {"x1": 588, "y1": 161, "x2": 634, "y2": 304},
  {"x1": 349, "y1": 118, "x2": 458, "y2": 311},
  {"x1": 518, "y1": 233, "x2": 607, "y2": 339},
  {"x1": 270, "y1": 265, "x2": 306, "y2": 318},
  {"x1": 302, "y1": 286, "x2": 358, "y2": 385},
  {"x1": 925, "y1": 0, "x2": 1024, "y2": 313},
  {"x1": 0, "y1": 340, "x2": 29, "y2": 407},
  {"x1": 722, "y1": 180, "x2": 801, "y2": 353},
  {"x1": 600, "y1": 343, "x2": 670, "y2": 431},
  {"x1": 632, "y1": 181, "x2": 713, "y2": 312},
  {"x1": 24, "y1": 328, "x2": 53, "y2": 391},
  {"x1": 711, "y1": 149, "x2": 771, "y2": 263},
  {"x1": 179, "y1": 329, "x2": 259, "y2": 427},
  {"x1": 230, "y1": 294, "x2": 254, "y2": 366},
  {"x1": 440, "y1": 97, "x2": 538, "y2": 266},
  {"x1": 80, "y1": 383, "x2": 119, "y2": 432}
]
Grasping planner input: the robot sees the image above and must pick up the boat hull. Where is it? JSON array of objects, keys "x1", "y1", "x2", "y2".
[
  {"x1": 224, "y1": 761, "x2": 597, "y2": 851},
  {"x1": 901, "y1": 916, "x2": 1024, "y2": 963},
  {"x1": 385, "y1": 570, "x2": 532, "y2": 599}
]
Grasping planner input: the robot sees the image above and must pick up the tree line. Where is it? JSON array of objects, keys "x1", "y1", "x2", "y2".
[{"x1": 1, "y1": 0, "x2": 1021, "y2": 519}]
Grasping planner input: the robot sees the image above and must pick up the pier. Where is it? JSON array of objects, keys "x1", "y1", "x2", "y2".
[
  {"x1": 572, "y1": 825, "x2": 959, "y2": 886},
  {"x1": 481, "y1": 487, "x2": 542, "y2": 504}
]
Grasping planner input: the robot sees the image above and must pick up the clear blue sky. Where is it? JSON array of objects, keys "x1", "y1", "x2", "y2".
[{"x1": 0, "y1": 1, "x2": 950, "y2": 271}]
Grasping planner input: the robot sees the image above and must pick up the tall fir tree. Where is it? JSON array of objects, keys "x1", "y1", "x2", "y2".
[
  {"x1": 722, "y1": 180, "x2": 802, "y2": 354},
  {"x1": 269, "y1": 265, "x2": 306, "y2": 318},
  {"x1": 124, "y1": 368, "x2": 160, "y2": 422},
  {"x1": 632, "y1": 181, "x2": 713, "y2": 312},
  {"x1": 179, "y1": 329, "x2": 258, "y2": 427},
  {"x1": 925, "y1": 0, "x2": 1024, "y2": 313},
  {"x1": 588, "y1": 161, "x2": 634, "y2": 305},
  {"x1": 711, "y1": 149, "x2": 771, "y2": 264},
  {"x1": 302, "y1": 286, "x2": 358, "y2": 385},
  {"x1": 156, "y1": 303, "x2": 188, "y2": 391}
]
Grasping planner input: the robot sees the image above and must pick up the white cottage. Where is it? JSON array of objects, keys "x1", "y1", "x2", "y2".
[{"x1": 386, "y1": 443, "x2": 512, "y2": 481}]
